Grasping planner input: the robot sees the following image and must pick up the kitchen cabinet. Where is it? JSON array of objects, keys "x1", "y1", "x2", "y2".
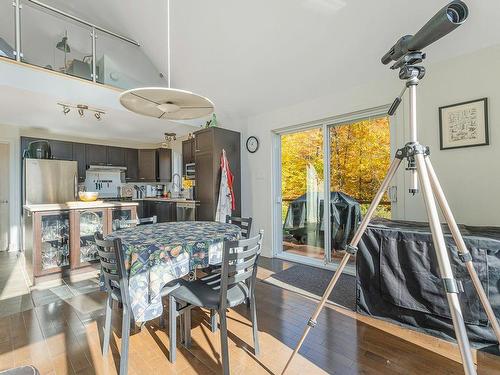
[
  {"x1": 50, "y1": 140, "x2": 73, "y2": 160},
  {"x1": 194, "y1": 127, "x2": 241, "y2": 220},
  {"x1": 144, "y1": 200, "x2": 176, "y2": 223},
  {"x1": 195, "y1": 152, "x2": 215, "y2": 221},
  {"x1": 138, "y1": 149, "x2": 172, "y2": 182},
  {"x1": 182, "y1": 138, "x2": 195, "y2": 167},
  {"x1": 157, "y1": 148, "x2": 172, "y2": 182},
  {"x1": 85, "y1": 144, "x2": 107, "y2": 166},
  {"x1": 24, "y1": 209, "x2": 71, "y2": 279},
  {"x1": 107, "y1": 146, "x2": 125, "y2": 166},
  {"x1": 124, "y1": 148, "x2": 138, "y2": 181},
  {"x1": 107, "y1": 206, "x2": 137, "y2": 232},
  {"x1": 138, "y1": 149, "x2": 156, "y2": 181},
  {"x1": 72, "y1": 143, "x2": 86, "y2": 182},
  {"x1": 71, "y1": 208, "x2": 109, "y2": 269}
]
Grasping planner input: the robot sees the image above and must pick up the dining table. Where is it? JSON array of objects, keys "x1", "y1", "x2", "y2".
[{"x1": 105, "y1": 221, "x2": 241, "y2": 322}]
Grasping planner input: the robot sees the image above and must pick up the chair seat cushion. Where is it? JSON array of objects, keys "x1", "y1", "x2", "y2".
[{"x1": 170, "y1": 277, "x2": 248, "y2": 309}]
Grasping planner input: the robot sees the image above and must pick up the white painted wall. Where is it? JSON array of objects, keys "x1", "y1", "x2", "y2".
[{"x1": 240, "y1": 45, "x2": 500, "y2": 257}]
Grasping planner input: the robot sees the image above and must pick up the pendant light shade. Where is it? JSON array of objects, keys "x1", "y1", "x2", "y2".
[
  {"x1": 119, "y1": 87, "x2": 214, "y2": 120},
  {"x1": 119, "y1": 1, "x2": 214, "y2": 121}
]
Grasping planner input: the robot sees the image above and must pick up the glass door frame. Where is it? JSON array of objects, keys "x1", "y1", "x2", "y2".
[{"x1": 272, "y1": 105, "x2": 396, "y2": 272}]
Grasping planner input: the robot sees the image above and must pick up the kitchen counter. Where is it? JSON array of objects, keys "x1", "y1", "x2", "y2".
[
  {"x1": 133, "y1": 197, "x2": 198, "y2": 203},
  {"x1": 24, "y1": 200, "x2": 139, "y2": 213}
]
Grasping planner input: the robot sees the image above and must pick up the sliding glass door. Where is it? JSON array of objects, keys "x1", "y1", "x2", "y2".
[
  {"x1": 329, "y1": 116, "x2": 391, "y2": 265},
  {"x1": 280, "y1": 127, "x2": 325, "y2": 261},
  {"x1": 275, "y1": 113, "x2": 392, "y2": 270}
]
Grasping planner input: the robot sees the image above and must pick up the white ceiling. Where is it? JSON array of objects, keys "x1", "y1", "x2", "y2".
[{"x1": 2, "y1": 0, "x2": 500, "y2": 142}]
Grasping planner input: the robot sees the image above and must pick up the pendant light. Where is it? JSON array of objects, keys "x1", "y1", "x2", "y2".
[{"x1": 119, "y1": 0, "x2": 214, "y2": 120}]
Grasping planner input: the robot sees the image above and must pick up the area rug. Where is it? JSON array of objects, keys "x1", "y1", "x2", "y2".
[{"x1": 263, "y1": 264, "x2": 356, "y2": 311}]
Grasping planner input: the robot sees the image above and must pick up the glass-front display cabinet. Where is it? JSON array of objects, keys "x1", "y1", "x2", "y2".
[
  {"x1": 25, "y1": 210, "x2": 71, "y2": 279},
  {"x1": 108, "y1": 206, "x2": 137, "y2": 232},
  {"x1": 71, "y1": 208, "x2": 109, "y2": 268}
]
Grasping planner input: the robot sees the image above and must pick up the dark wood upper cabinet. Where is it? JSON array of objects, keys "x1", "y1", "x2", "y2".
[
  {"x1": 138, "y1": 149, "x2": 172, "y2": 182},
  {"x1": 85, "y1": 144, "x2": 107, "y2": 166},
  {"x1": 124, "y1": 148, "x2": 138, "y2": 181},
  {"x1": 182, "y1": 139, "x2": 195, "y2": 167},
  {"x1": 72, "y1": 143, "x2": 86, "y2": 182},
  {"x1": 138, "y1": 149, "x2": 156, "y2": 181},
  {"x1": 106, "y1": 146, "x2": 125, "y2": 166},
  {"x1": 49, "y1": 140, "x2": 73, "y2": 160},
  {"x1": 194, "y1": 129, "x2": 213, "y2": 154},
  {"x1": 157, "y1": 148, "x2": 172, "y2": 182}
]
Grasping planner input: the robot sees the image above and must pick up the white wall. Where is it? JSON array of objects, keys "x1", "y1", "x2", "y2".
[
  {"x1": 241, "y1": 45, "x2": 500, "y2": 257},
  {"x1": 0, "y1": 124, "x2": 21, "y2": 252}
]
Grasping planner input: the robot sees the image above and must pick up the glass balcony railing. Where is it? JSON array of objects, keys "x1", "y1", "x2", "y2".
[{"x1": 0, "y1": 0, "x2": 166, "y2": 90}]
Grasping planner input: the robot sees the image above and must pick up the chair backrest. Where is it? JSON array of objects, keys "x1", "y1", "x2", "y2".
[
  {"x1": 115, "y1": 215, "x2": 157, "y2": 230},
  {"x1": 226, "y1": 215, "x2": 253, "y2": 239},
  {"x1": 138, "y1": 215, "x2": 157, "y2": 225},
  {"x1": 94, "y1": 232, "x2": 130, "y2": 306},
  {"x1": 218, "y1": 230, "x2": 263, "y2": 309}
]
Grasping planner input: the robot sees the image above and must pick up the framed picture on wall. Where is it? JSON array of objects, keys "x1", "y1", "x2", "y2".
[{"x1": 439, "y1": 98, "x2": 489, "y2": 150}]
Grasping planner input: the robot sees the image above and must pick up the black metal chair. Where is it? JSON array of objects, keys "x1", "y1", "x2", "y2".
[
  {"x1": 168, "y1": 231, "x2": 263, "y2": 375},
  {"x1": 95, "y1": 232, "x2": 177, "y2": 375},
  {"x1": 225, "y1": 215, "x2": 252, "y2": 239},
  {"x1": 115, "y1": 215, "x2": 157, "y2": 230}
]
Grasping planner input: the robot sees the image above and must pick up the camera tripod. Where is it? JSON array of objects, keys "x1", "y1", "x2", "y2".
[{"x1": 282, "y1": 57, "x2": 500, "y2": 375}]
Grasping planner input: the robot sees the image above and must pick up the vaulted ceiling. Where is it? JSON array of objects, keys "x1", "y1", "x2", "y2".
[{"x1": 3, "y1": 0, "x2": 500, "y2": 141}]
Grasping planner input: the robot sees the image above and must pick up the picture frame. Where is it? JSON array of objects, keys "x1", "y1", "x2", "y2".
[{"x1": 439, "y1": 98, "x2": 489, "y2": 150}]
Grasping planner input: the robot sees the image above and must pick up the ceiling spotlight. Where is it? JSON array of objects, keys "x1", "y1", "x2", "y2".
[
  {"x1": 78, "y1": 108, "x2": 84, "y2": 117},
  {"x1": 62, "y1": 106, "x2": 70, "y2": 115},
  {"x1": 95, "y1": 112, "x2": 102, "y2": 120}
]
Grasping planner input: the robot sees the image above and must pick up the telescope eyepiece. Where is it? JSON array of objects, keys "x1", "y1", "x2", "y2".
[{"x1": 447, "y1": 2, "x2": 468, "y2": 24}]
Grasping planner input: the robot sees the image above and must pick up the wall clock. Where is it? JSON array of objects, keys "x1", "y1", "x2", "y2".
[{"x1": 246, "y1": 136, "x2": 259, "y2": 153}]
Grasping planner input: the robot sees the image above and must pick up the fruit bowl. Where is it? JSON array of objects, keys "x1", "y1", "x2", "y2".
[{"x1": 78, "y1": 191, "x2": 99, "y2": 202}]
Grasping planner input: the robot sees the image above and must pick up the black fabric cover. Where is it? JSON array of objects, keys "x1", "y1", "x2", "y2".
[
  {"x1": 356, "y1": 218, "x2": 500, "y2": 348},
  {"x1": 284, "y1": 191, "x2": 361, "y2": 250}
]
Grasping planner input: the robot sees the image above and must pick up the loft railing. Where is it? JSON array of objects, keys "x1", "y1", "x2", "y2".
[{"x1": 0, "y1": 0, "x2": 166, "y2": 90}]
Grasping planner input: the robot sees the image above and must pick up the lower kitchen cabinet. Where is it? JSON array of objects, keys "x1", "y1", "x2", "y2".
[
  {"x1": 24, "y1": 210, "x2": 71, "y2": 280},
  {"x1": 24, "y1": 204, "x2": 138, "y2": 284},
  {"x1": 144, "y1": 200, "x2": 176, "y2": 223},
  {"x1": 108, "y1": 206, "x2": 138, "y2": 232},
  {"x1": 71, "y1": 208, "x2": 109, "y2": 269}
]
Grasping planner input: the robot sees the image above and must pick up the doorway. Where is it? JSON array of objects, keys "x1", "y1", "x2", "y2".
[
  {"x1": 275, "y1": 111, "x2": 393, "y2": 271},
  {"x1": 0, "y1": 143, "x2": 9, "y2": 251}
]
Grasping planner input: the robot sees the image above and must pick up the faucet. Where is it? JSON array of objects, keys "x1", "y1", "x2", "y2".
[{"x1": 172, "y1": 173, "x2": 182, "y2": 196}]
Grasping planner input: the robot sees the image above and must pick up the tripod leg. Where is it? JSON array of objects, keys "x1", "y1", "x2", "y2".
[
  {"x1": 281, "y1": 157, "x2": 402, "y2": 374},
  {"x1": 425, "y1": 156, "x2": 500, "y2": 346},
  {"x1": 415, "y1": 153, "x2": 476, "y2": 375}
]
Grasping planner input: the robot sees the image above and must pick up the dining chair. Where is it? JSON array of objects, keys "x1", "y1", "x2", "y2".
[
  {"x1": 225, "y1": 215, "x2": 253, "y2": 239},
  {"x1": 115, "y1": 215, "x2": 157, "y2": 230},
  {"x1": 95, "y1": 232, "x2": 177, "y2": 375},
  {"x1": 168, "y1": 231, "x2": 263, "y2": 375},
  {"x1": 204, "y1": 215, "x2": 254, "y2": 332}
]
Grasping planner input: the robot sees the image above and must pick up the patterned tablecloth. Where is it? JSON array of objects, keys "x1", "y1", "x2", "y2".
[{"x1": 105, "y1": 221, "x2": 241, "y2": 322}]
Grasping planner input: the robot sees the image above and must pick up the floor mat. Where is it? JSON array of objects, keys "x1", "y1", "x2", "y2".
[{"x1": 263, "y1": 264, "x2": 356, "y2": 310}]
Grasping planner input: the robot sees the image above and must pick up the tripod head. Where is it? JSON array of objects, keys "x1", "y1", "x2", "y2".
[{"x1": 387, "y1": 51, "x2": 426, "y2": 116}]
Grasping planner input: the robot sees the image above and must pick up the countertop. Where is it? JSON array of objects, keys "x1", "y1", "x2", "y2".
[
  {"x1": 136, "y1": 197, "x2": 197, "y2": 203},
  {"x1": 24, "y1": 200, "x2": 139, "y2": 212}
]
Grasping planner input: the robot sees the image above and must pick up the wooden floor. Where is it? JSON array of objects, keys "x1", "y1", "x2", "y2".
[{"x1": 0, "y1": 253, "x2": 499, "y2": 374}]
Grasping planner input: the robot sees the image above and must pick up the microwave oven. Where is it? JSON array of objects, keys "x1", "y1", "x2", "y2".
[{"x1": 185, "y1": 163, "x2": 195, "y2": 180}]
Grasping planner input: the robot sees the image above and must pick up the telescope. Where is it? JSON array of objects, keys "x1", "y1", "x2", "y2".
[{"x1": 381, "y1": 0, "x2": 468, "y2": 65}]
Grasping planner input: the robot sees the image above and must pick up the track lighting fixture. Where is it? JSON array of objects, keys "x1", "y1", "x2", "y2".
[{"x1": 57, "y1": 102, "x2": 105, "y2": 121}]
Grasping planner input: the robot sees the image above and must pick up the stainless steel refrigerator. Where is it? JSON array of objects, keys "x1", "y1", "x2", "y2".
[{"x1": 24, "y1": 159, "x2": 78, "y2": 205}]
